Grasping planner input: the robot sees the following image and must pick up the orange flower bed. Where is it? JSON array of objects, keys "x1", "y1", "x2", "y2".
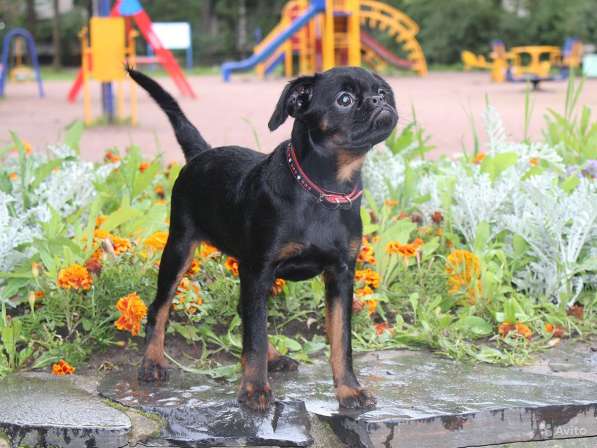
[
  {"x1": 114, "y1": 292, "x2": 148, "y2": 336},
  {"x1": 224, "y1": 257, "x2": 239, "y2": 277},
  {"x1": 57, "y1": 264, "x2": 93, "y2": 290},
  {"x1": 144, "y1": 231, "x2": 168, "y2": 252},
  {"x1": 200, "y1": 242, "x2": 219, "y2": 258},
  {"x1": 445, "y1": 250, "x2": 482, "y2": 303},
  {"x1": 52, "y1": 359, "x2": 75, "y2": 375},
  {"x1": 386, "y1": 238, "x2": 423, "y2": 258},
  {"x1": 357, "y1": 237, "x2": 376, "y2": 265},
  {"x1": 186, "y1": 259, "x2": 201, "y2": 276},
  {"x1": 355, "y1": 269, "x2": 380, "y2": 289},
  {"x1": 498, "y1": 322, "x2": 533, "y2": 340},
  {"x1": 271, "y1": 278, "x2": 286, "y2": 296}
]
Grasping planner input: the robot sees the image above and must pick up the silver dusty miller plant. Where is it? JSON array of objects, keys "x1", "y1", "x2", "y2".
[{"x1": 364, "y1": 105, "x2": 597, "y2": 304}]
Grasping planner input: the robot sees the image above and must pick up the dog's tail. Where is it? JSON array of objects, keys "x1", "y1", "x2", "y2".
[{"x1": 127, "y1": 68, "x2": 209, "y2": 161}]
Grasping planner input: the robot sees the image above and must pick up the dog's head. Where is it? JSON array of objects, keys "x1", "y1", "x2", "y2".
[{"x1": 268, "y1": 67, "x2": 398, "y2": 155}]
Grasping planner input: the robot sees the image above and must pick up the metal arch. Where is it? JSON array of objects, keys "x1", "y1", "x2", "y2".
[{"x1": 0, "y1": 27, "x2": 45, "y2": 97}]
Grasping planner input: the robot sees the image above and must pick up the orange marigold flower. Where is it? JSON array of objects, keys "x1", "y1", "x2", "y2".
[
  {"x1": 374, "y1": 322, "x2": 392, "y2": 336},
  {"x1": 431, "y1": 211, "x2": 444, "y2": 224},
  {"x1": 529, "y1": 157, "x2": 540, "y2": 167},
  {"x1": 31, "y1": 262, "x2": 42, "y2": 277},
  {"x1": 544, "y1": 323, "x2": 565, "y2": 338},
  {"x1": 186, "y1": 259, "x2": 201, "y2": 277},
  {"x1": 144, "y1": 231, "x2": 168, "y2": 251},
  {"x1": 34, "y1": 290, "x2": 45, "y2": 299},
  {"x1": 544, "y1": 323, "x2": 554, "y2": 333},
  {"x1": 200, "y1": 242, "x2": 219, "y2": 258},
  {"x1": 386, "y1": 238, "x2": 423, "y2": 258},
  {"x1": 112, "y1": 235, "x2": 132, "y2": 255},
  {"x1": 498, "y1": 322, "x2": 515, "y2": 337},
  {"x1": 52, "y1": 359, "x2": 75, "y2": 375},
  {"x1": 139, "y1": 162, "x2": 150, "y2": 173},
  {"x1": 104, "y1": 150, "x2": 121, "y2": 163},
  {"x1": 357, "y1": 240, "x2": 377, "y2": 265},
  {"x1": 515, "y1": 323, "x2": 533, "y2": 339},
  {"x1": 114, "y1": 292, "x2": 148, "y2": 336},
  {"x1": 154, "y1": 185, "x2": 165, "y2": 199},
  {"x1": 445, "y1": 250, "x2": 482, "y2": 303},
  {"x1": 57, "y1": 264, "x2": 93, "y2": 290},
  {"x1": 271, "y1": 278, "x2": 286, "y2": 296},
  {"x1": 498, "y1": 322, "x2": 532, "y2": 339},
  {"x1": 473, "y1": 152, "x2": 486, "y2": 164},
  {"x1": 384, "y1": 199, "x2": 399, "y2": 208},
  {"x1": 355, "y1": 285, "x2": 373, "y2": 297},
  {"x1": 94, "y1": 229, "x2": 110, "y2": 240},
  {"x1": 365, "y1": 298, "x2": 378, "y2": 315},
  {"x1": 95, "y1": 215, "x2": 107, "y2": 228},
  {"x1": 225, "y1": 257, "x2": 239, "y2": 277},
  {"x1": 8, "y1": 172, "x2": 17, "y2": 181},
  {"x1": 355, "y1": 269, "x2": 380, "y2": 289}
]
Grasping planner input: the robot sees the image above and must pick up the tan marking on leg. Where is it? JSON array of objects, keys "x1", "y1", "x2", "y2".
[
  {"x1": 144, "y1": 242, "x2": 198, "y2": 362},
  {"x1": 267, "y1": 341, "x2": 281, "y2": 362},
  {"x1": 326, "y1": 299, "x2": 347, "y2": 383},
  {"x1": 276, "y1": 242, "x2": 304, "y2": 261},
  {"x1": 336, "y1": 151, "x2": 365, "y2": 183}
]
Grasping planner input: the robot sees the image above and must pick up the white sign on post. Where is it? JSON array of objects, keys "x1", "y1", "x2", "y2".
[{"x1": 151, "y1": 22, "x2": 191, "y2": 50}]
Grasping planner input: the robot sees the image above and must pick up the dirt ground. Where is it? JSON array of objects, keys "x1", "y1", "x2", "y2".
[{"x1": 1, "y1": 71, "x2": 596, "y2": 162}]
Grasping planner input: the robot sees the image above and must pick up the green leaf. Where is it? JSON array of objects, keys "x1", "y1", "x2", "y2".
[
  {"x1": 452, "y1": 316, "x2": 493, "y2": 338},
  {"x1": 474, "y1": 221, "x2": 490, "y2": 252},
  {"x1": 480, "y1": 152, "x2": 518, "y2": 181},
  {"x1": 63, "y1": 121, "x2": 84, "y2": 153},
  {"x1": 561, "y1": 175, "x2": 580, "y2": 194}
]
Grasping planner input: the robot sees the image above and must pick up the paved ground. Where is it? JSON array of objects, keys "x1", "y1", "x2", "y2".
[{"x1": 1, "y1": 72, "x2": 596, "y2": 162}]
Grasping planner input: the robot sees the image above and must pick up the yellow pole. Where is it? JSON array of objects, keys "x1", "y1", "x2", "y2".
[
  {"x1": 80, "y1": 27, "x2": 92, "y2": 126},
  {"x1": 128, "y1": 30, "x2": 138, "y2": 126},
  {"x1": 323, "y1": 0, "x2": 335, "y2": 70},
  {"x1": 347, "y1": 0, "x2": 361, "y2": 66}
]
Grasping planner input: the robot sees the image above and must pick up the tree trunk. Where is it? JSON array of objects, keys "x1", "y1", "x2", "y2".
[
  {"x1": 26, "y1": 0, "x2": 37, "y2": 36},
  {"x1": 52, "y1": 0, "x2": 62, "y2": 69},
  {"x1": 237, "y1": 0, "x2": 247, "y2": 56}
]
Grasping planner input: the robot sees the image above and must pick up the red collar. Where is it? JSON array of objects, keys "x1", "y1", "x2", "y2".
[{"x1": 286, "y1": 143, "x2": 363, "y2": 209}]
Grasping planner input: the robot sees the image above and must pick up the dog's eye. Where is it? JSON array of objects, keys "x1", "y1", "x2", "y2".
[
  {"x1": 378, "y1": 89, "x2": 386, "y2": 99},
  {"x1": 336, "y1": 92, "x2": 353, "y2": 107}
]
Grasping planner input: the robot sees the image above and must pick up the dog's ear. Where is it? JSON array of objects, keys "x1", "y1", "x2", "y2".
[{"x1": 268, "y1": 75, "x2": 315, "y2": 131}]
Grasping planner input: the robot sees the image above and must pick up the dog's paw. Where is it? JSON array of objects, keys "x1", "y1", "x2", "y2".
[
  {"x1": 237, "y1": 382, "x2": 273, "y2": 412},
  {"x1": 138, "y1": 357, "x2": 169, "y2": 382},
  {"x1": 268, "y1": 355, "x2": 299, "y2": 372},
  {"x1": 336, "y1": 385, "x2": 377, "y2": 409}
]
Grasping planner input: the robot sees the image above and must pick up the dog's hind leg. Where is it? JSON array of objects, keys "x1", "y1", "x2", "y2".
[
  {"x1": 324, "y1": 264, "x2": 377, "y2": 409},
  {"x1": 237, "y1": 263, "x2": 275, "y2": 411},
  {"x1": 139, "y1": 224, "x2": 198, "y2": 382}
]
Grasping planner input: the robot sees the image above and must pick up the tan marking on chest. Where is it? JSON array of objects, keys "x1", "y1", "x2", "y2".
[{"x1": 336, "y1": 151, "x2": 365, "y2": 183}]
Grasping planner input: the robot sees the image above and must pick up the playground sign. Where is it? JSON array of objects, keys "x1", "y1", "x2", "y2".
[{"x1": 151, "y1": 23, "x2": 191, "y2": 50}]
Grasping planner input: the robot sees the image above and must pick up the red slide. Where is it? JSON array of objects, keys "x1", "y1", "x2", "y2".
[{"x1": 360, "y1": 30, "x2": 413, "y2": 70}]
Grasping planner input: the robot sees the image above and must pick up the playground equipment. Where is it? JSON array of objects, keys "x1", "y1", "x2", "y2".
[
  {"x1": 462, "y1": 38, "x2": 583, "y2": 88},
  {"x1": 221, "y1": 0, "x2": 427, "y2": 81},
  {"x1": 79, "y1": 17, "x2": 137, "y2": 125},
  {"x1": 144, "y1": 22, "x2": 193, "y2": 70},
  {"x1": 68, "y1": 0, "x2": 195, "y2": 107},
  {"x1": 0, "y1": 28, "x2": 44, "y2": 98}
]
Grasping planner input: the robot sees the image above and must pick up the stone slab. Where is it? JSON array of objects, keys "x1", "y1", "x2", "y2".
[
  {"x1": 0, "y1": 373, "x2": 131, "y2": 448},
  {"x1": 287, "y1": 350, "x2": 597, "y2": 448},
  {"x1": 99, "y1": 369, "x2": 313, "y2": 447}
]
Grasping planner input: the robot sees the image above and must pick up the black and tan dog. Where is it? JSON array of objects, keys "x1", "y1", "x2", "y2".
[{"x1": 128, "y1": 66, "x2": 398, "y2": 411}]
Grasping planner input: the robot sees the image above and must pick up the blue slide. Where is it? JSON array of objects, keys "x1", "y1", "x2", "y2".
[{"x1": 221, "y1": 0, "x2": 325, "y2": 82}]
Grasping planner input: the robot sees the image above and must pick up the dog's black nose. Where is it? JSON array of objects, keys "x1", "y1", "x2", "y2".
[{"x1": 365, "y1": 94, "x2": 385, "y2": 107}]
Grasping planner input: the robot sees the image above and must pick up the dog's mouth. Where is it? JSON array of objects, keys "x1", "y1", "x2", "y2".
[{"x1": 349, "y1": 105, "x2": 398, "y2": 146}]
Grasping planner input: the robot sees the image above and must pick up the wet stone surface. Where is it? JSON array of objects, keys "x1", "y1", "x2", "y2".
[
  {"x1": 99, "y1": 370, "x2": 313, "y2": 447},
  {"x1": 0, "y1": 373, "x2": 130, "y2": 448},
  {"x1": 100, "y1": 346, "x2": 597, "y2": 448}
]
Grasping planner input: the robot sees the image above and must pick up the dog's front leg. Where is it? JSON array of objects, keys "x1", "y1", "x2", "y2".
[
  {"x1": 324, "y1": 264, "x2": 377, "y2": 409},
  {"x1": 237, "y1": 262, "x2": 274, "y2": 411}
]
